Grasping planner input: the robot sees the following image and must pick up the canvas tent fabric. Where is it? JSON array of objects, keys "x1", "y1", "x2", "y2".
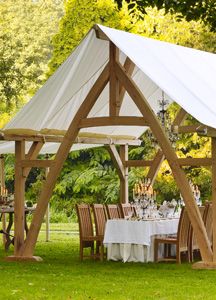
[{"x1": 0, "y1": 24, "x2": 216, "y2": 154}]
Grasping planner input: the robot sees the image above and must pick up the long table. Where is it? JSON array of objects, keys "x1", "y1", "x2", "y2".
[{"x1": 103, "y1": 218, "x2": 179, "y2": 262}]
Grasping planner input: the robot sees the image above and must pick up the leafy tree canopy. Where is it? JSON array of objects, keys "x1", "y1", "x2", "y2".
[
  {"x1": 0, "y1": 0, "x2": 64, "y2": 122},
  {"x1": 115, "y1": 0, "x2": 216, "y2": 31}
]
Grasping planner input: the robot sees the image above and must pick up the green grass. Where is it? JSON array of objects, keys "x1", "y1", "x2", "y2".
[{"x1": 0, "y1": 224, "x2": 216, "y2": 300}]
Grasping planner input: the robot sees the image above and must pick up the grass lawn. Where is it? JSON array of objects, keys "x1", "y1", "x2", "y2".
[{"x1": 0, "y1": 223, "x2": 216, "y2": 300}]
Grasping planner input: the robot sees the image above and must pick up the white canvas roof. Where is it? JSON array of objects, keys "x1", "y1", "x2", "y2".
[{"x1": 1, "y1": 24, "x2": 216, "y2": 154}]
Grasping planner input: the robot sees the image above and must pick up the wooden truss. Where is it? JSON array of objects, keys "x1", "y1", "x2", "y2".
[{"x1": 2, "y1": 25, "x2": 216, "y2": 269}]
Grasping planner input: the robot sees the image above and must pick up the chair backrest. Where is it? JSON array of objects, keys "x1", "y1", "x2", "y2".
[
  {"x1": 92, "y1": 204, "x2": 107, "y2": 236},
  {"x1": 120, "y1": 203, "x2": 135, "y2": 218},
  {"x1": 204, "y1": 203, "x2": 212, "y2": 245},
  {"x1": 191, "y1": 206, "x2": 205, "y2": 249},
  {"x1": 177, "y1": 207, "x2": 191, "y2": 250},
  {"x1": 76, "y1": 204, "x2": 94, "y2": 238},
  {"x1": 106, "y1": 204, "x2": 121, "y2": 219}
]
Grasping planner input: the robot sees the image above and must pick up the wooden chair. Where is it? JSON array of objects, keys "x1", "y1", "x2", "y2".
[
  {"x1": 189, "y1": 206, "x2": 205, "y2": 261},
  {"x1": 76, "y1": 204, "x2": 104, "y2": 261},
  {"x1": 106, "y1": 204, "x2": 121, "y2": 219},
  {"x1": 154, "y1": 207, "x2": 191, "y2": 263},
  {"x1": 119, "y1": 203, "x2": 136, "y2": 218},
  {"x1": 92, "y1": 204, "x2": 107, "y2": 258}
]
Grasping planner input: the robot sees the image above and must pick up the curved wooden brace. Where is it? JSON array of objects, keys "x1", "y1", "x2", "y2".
[
  {"x1": 114, "y1": 60, "x2": 213, "y2": 262},
  {"x1": 106, "y1": 145, "x2": 125, "y2": 181}
]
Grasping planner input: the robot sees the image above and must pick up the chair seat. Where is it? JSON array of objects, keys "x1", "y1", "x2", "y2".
[
  {"x1": 82, "y1": 235, "x2": 103, "y2": 241},
  {"x1": 155, "y1": 237, "x2": 177, "y2": 244}
]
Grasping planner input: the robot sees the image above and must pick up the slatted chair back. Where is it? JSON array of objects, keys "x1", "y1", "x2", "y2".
[
  {"x1": 204, "y1": 203, "x2": 213, "y2": 246},
  {"x1": 92, "y1": 204, "x2": 107, "y2": 236},
  {"x1": 120, "y1": 203, "x2": 136, "y2": 218},
  {"x1": 106, "y1": 204, "x2": 121, "y2": 219},
  {"x1": 177, "y1": 207, "x2": 191, "y2": 253},
  {"x1": 189, "y1": 206, "x2": 205, "y2": 260},
  {"x1": 76, "y1": 203, "x2": 94, "y2": 239}
]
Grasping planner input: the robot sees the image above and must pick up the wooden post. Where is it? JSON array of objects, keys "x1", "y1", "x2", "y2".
[
  {"x1": 45, "y1": 154, "x2": 50, "y2": 242},
  {"x1": 0, "y1": 154, "x2": 6, "y2": 245},
  {"x1": 109, "y1": 42, "x2": 119, "y2": 116},
  {"x1": 14, "y1": 141, "x2": 25, "y2": 256},
  {"x1": 212, "y1": 137, "x2": 216, "y2": 262},
  {"x1": 115, "y1": 60, "x2": 212, "y2": 262},
  {"x1": 120, "y1": 145, "x2": 128, "y2": 203}
]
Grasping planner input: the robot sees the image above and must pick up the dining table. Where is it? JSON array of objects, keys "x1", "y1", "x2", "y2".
[{"x1": 103, "y1": 217, "x2": 179, "y2": 262}]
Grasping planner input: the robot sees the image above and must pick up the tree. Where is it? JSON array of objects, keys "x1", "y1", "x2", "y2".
[
  {"x1": 0, "y1": 0, "x2": 64, "y2": 122},
  {"x1": 48, "y1": 0, "x2": 126, "y2": 74},
  {"x1": 115, "y1": 0, "x2": 216, "y2": 31}
]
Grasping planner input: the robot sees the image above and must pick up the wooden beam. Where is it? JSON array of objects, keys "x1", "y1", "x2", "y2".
[
  {"x1": 76, "y1": 136, "x2": 141, "y2": 146},
  {"x1": 204, "y1": 127, "x2": 216, "y2": 138},
  {"x1": 14, "y1": 141, "x2": 25, "y2": 256},
  {"x1": 125, "y1": 160, "x2": 152, "y2": 167},
  {"x1": 211, "y1": 138, "x2": 216, "y2": 262},
  {"x1": 1, "y1": 133, "x2": 141, "y2": 146},
  {"x1": 109, "y1": 42, "x2": 119, "y2": 116},
  {"x1": 1, "y1": 134, "x2": 63, "y2": 143},
  {"x1": 172, "y1": 108, "x2": 187, "y2": 126},
  {"x1": 106, "y1": 145, "x2": 125, "y2": 181},
  {"x1": 0, "y1": 155, "x2": 6, "y2": 245},
  {"x1": 178, "y1": 157, "x2": 212, "y2": 166},
  {"x1": 19, "y1": 160, "x2": 54, "y2": 169},
  {"x1": 120, "y1": 145, "x2": 128, "y2": 204},
  {"x1": 79, "y1": 116, "x2": 149, "y2": 128},
  {"x1": 94, "y1": 24, "x2": 110, "y2": 41},
  {"x1": 23, "y1": 142, "x2": 44, "y2": 178},
  {"x1": 117, "y1": 57, "x2": 135, "y2": 115},
  {"x1": 147, "y1": 150, "x2": 164, "y2": 184},
  {"x1": 115, "y1": 60, "x2": 213, "y2": 263},
  {"x1": 172, "y1": 124, "x2": 202, "y2": 134},
  {"x1": 20, "y1": 63, "x2": 110, "y2": 258}
]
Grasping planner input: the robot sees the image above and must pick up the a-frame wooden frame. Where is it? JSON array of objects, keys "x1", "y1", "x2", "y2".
[{"x1": 4, "y1": 26, "x2": 216, "y2": 269}]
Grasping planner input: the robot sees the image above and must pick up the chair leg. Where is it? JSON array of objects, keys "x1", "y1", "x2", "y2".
[
  {"x1": 176, "y1": 245, "x2": 181, "y2": 264},
  {"x1": 80, "y1": 241, "x2": 83, "y2": 261},
  {"x1": 154, "y1": 240, "x2": 159, "y2": 262},
  {"x1": 100, "y1": 244, "x2": 104, "y2": 261},
  {"x1": 91, "y1": 244, "x2": 94, "y2": 258}
]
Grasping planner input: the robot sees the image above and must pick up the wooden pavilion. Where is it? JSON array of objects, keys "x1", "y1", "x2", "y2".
[{"x1": 0, "y1": 25, "x2": 216, "y2": 269}]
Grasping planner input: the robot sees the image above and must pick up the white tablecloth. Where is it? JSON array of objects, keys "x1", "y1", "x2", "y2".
[{"x1": 103, "y1": 218, "x2": 179, "y2": 262}]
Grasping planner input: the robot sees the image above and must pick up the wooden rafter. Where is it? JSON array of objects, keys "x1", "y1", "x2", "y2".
[{"x1": 114, "y1": 59, "x2": 212, "y2": 262}]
